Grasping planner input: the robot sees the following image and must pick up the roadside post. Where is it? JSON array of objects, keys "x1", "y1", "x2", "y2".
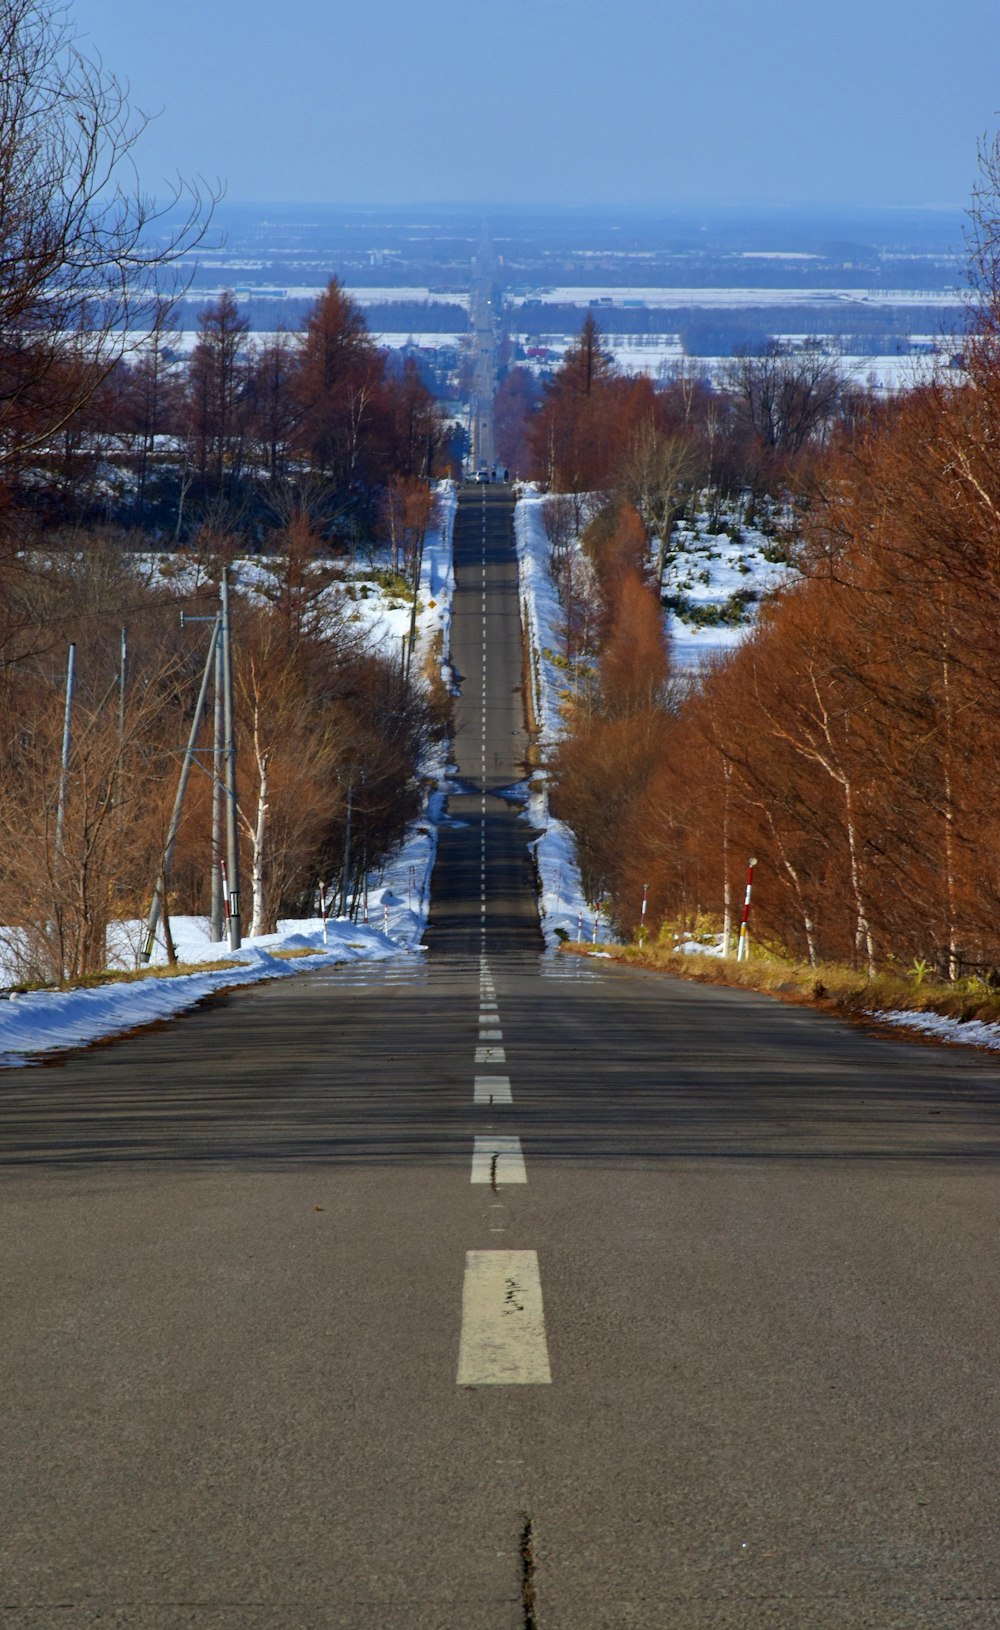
[{"x1": 737, "y1": 856, "x2": 757, "y2": 963}]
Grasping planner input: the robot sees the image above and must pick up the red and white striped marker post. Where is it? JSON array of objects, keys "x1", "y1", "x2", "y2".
[
  {"x1": 592, "y1": 907, "x2": 599, "y2": 945},
  {"x1": 383, "y1": 900, "x2": 390, "y2": 935},
  {"x1": 577, "y1": 910, "x2": 583, "y2": 942},
  {"x1": 640, "y1": 882, "x2": 648, "y2": 945},
  {"x1": 736, "y1": 856, "x2": 757, "y2": 962},
  {"x1": 319, "y1": 880, "x2": 329, "y2": 945}
]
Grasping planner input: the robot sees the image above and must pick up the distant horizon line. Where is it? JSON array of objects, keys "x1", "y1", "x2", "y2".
[{"x1": 196, "y1": 198, "x2": 967, "y2": 218}]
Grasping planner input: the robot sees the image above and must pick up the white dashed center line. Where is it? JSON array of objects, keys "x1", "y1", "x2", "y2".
[
  {"x1": 474, "y1": 1073, "x2": 512, "y2": 1103},
  {"x1": 457, "y1": 1251, "x2": 552, "y2": 1386},
  {"x1": 457, "y1": 508, "x2": 552, "y2": 1382},
  {"x1": 471, "y1": 1135, "x2": 527, "y2": 1184}
]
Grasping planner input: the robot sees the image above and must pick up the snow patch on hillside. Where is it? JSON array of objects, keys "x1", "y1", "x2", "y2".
[{"x1": 664, "y1": 503, "x2": 800, "y2": 673}]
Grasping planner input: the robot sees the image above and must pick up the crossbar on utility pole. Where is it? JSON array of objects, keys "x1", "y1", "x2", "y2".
[{"x1": 140, "y1": 616, "x2": 220, "y2": 964}]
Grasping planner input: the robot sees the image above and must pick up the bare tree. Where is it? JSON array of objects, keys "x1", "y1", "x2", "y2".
[
  {"x1": 724, "y1": 341, "x2": 843, "y2": 458},
  {"x1": 0, "y1": 0, "x2": 215, "y2": 474},
  {"x1": 619, "y1": 420, "x2": 699, "y2": 584},
  {"x1": 968, "y1": 131, "x2": 1000, "y2": 316}
]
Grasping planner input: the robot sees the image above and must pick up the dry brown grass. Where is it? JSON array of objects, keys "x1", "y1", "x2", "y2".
[{"x1": 561, "y1": 941, "x2": 1000, "y2": 1027}]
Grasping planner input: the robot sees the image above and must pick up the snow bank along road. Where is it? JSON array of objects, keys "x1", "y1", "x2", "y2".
[{"x1": 4, "y1": 490, "x2": 1000, "y2": 1628}]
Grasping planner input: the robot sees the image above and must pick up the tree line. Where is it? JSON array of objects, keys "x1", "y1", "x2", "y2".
[
  {"x1": 6, "y1": 279, "x2": 449, "y2": 542},
  {"x1": 0, "y1": 541, "x2": 441, "y2": 983},
  {"x1": 535, "y1": 163, "x2": 1000, "y2": 979},
  {"x1": 496, "y1": 311, "x2": 863, "y2": 500}
]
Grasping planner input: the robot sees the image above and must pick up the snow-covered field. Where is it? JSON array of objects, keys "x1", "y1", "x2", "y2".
[
  {"x1": 370, "y1": 331, "x2": 466, "y2": 351},
  {"x1": 187, "y1": 286, "x2": 471, "y2": 310},
  {"x1": 512, "y1": 335, "x2": 949, "y2": 395},
  {"x1": 164, "y1": 328, "x2": 467, "y2": 358},
  {"x1": 511, "y1": 286, "x2": 963, "y2": 310}
]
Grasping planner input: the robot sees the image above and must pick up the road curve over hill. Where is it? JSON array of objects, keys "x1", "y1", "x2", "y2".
[{"x1": 2, "y1": 487, "x2": 1000, "y2": 1628}]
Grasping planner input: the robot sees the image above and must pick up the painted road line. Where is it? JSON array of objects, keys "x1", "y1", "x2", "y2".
[
  {"x1": 479, "y1": 1027, "x2": 503, "y2": 1040},
  {"x1": 474, "y1": 1074, "x2": 512, "y2": 1103},
  {"x1": 471, "y1": 1135, "x2": 527, "y2": 1184},
  {"x1": 457, "y1": 1251, "x2": 552, "y2": 1386}
]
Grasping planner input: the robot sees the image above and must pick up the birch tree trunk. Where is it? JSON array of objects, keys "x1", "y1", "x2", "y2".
[{"x1": 249, "y1": 749, "x2": 269, "y2": 939}]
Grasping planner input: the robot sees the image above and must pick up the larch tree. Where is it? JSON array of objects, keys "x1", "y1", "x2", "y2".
[
  {"x1": 291, "y1": 279, "x2": 383, "y2": 489},
  {"x1": 185, "y1": 291, "x2": 251, "y2": 493}
]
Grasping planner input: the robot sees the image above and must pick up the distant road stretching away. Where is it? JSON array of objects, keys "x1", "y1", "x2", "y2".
[{"x1": 3, "y1": 487, "x2": 1000, "y2": 1627}]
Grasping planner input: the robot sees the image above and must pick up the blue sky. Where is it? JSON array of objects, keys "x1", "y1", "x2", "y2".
[{"x1": 72, "y1": 0, "x2": 998, "y2": 209}]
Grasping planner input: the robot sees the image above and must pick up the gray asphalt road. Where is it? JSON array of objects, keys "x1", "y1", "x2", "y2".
[{"x1": 3, "y1": 489, "x2": 1000, "y2": 1627}]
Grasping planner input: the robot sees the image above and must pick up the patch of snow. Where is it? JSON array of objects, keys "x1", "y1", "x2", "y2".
[
  {"x1": 664, "y1": 502, "x2": 800, "y2": 675},
  {"x1": 524, "y1": 785, "x2": 611, "y2": 950},
  {"x1": 870, "y1": 1009, "x2": 1000, "y2": 1051},
  {"x1": 0, "y1": 922, "x2": 403, "y2": 1069},
  {"x1": 513, "y1": 488, "x2": 574, "y2": 749}
]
